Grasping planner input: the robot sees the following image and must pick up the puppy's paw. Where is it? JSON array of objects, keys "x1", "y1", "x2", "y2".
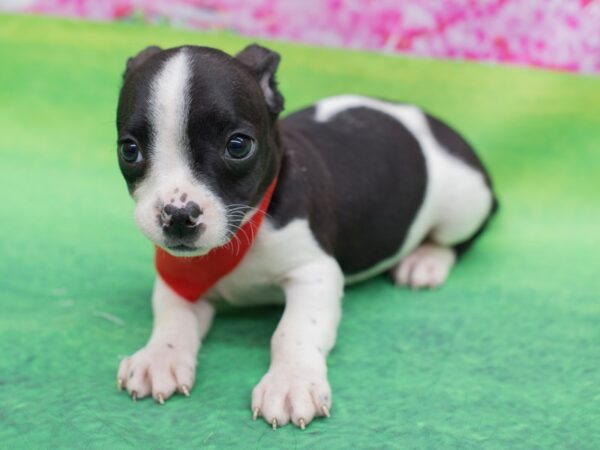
[
  {"x1": 393, "y1": 243, "x2": 456, "y2": 290},
  {"x1": 117, "y1": 342, "x2": 196, "y2": 403},
  {"x1": 251, "y1": 364, "x2": 332, "y2": 430}
]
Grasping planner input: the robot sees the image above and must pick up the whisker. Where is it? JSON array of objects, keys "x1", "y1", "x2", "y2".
[{"x1": 223, "y1": 200, "x2": 273, "y2": 254}]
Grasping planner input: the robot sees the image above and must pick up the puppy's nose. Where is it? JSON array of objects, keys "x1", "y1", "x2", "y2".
[{"x1": 160, "y1": 201, "x2": 204, "y2": 239}]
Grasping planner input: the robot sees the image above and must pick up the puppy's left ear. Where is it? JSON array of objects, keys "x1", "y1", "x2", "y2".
[
  {"x1": 236, "y1": 44, "x2": 284, "y2": 115},
  {"x1": 123, "y1": 45, "x2": 162, "y2": 80}
]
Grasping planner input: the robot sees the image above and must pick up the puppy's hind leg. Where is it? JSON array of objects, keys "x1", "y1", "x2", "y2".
[
  {"x1": 393, "y1": 243, "x2": 456, "y2": 290},
  {"x1": 393, "y1": 157, "x2": 496, "y2": 290},
  {"x1": 392, "y1": 189, "x2": 494, "y2": 291}
]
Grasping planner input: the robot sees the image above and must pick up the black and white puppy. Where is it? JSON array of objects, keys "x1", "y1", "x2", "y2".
[{"x1": 115, "y1": 44, "x2": 497, "y2": 429}]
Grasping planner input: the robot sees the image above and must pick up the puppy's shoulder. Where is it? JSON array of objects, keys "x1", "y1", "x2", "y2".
[{"x1": 267, "y1": 108, "x2": 337, "y2": 254}]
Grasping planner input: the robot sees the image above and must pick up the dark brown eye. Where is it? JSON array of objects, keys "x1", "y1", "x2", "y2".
[
  {"x1": 120, "y1": 141, "x2": 142, "y2": 163},
  {"x1": 225, "y1": 134, "x2": 254, "y2": 159}
]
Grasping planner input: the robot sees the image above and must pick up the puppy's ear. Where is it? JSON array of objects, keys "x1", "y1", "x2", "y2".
[
  {"x1": 123, "y1": 46, "x2": 162, "y2": 80},
  {"x1": 236, "y1": 44, "x2": 284, "y2": 115}
]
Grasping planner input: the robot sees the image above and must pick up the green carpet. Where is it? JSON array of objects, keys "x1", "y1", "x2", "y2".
[{"x1": 1, "y1": 14, "x2": 599, "y2": 449}]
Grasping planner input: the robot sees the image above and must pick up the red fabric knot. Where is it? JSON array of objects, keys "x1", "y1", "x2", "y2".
[{"x1": 155, "y1": 177, "x2": 278, "y2": 302}]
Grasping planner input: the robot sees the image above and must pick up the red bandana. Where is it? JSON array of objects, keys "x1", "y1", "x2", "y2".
[{"x1": 155, "y1": 178, "x2": 277, "y2": 302}]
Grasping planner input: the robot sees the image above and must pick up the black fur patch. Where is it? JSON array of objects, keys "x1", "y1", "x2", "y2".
[{"x1": 270, "y1": 106, "x2": 428, "y2": 275}]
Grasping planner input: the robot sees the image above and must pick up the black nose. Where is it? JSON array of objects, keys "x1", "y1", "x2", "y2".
[{"x1": 160, "y1": 201, "x2": 204, "y2": 240}]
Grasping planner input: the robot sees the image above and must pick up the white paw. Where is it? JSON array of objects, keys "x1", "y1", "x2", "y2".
[
  {"x1": 393, "y1": 243, "x2": 456, "y2": 290},
  {"x1": 251, "y1": 364, "x2": 332, "y2": 429},
  {"x1": 117, "y1": 342, "x2": 196, "y2": 403}
]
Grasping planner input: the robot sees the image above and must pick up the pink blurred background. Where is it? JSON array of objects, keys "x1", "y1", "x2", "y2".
[{"x1": 3, "y1": 0, "x2": 600, "y2": 75}]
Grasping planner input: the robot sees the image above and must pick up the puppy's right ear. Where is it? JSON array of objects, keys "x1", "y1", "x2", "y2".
[{"x1": 123, "y1": 46, "x2": 162, "y2": 80}]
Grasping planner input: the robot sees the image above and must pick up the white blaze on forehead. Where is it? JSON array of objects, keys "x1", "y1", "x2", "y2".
[
  {"x1": 133, "y1": 48, "x2": 229, "y2": 252},
  {"x1": 149, "y1": 49, "x2": 191, "y2": 173}
]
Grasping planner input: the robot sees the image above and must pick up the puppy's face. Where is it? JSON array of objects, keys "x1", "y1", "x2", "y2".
[{"x1": 116, "y1": 45, "x2": 283, "y2": 256}]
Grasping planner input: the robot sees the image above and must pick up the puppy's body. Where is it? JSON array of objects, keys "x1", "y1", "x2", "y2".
[
  {"x1": 115, "y1": 45, "x2": 497, "y2": 429},
  {"x1": 214, "y1": 95, "x2": 495, "y2": 305}
]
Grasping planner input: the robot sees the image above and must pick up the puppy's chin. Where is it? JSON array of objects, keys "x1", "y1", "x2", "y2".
[
  {"x1": 139, "y1": 224, "x2": 230, "y2": 258},
  {"x1": 156, "y1": 242, "x2": 212, "y2": 258}
]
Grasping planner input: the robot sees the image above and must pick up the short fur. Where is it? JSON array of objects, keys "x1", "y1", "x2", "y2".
[{"x1": 114, "y1": 44, "x2": 497, "y2": 429}]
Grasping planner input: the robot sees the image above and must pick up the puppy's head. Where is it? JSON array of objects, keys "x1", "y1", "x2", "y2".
[{"x1": 116, "y1": 44, "x2": 283, "y2": 256}]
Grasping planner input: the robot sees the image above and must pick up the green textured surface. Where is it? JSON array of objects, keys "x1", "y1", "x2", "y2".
[{"x1": 1, "y1": 14, "x2": 599, "y2": 449}]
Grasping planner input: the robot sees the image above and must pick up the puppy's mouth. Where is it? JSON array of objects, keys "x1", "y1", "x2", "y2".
[
  {"x1": 168, "y1": 244, "x2": 197, "y2": 252},
  {"x1": 162, "y1": 243, "x2": 211, "y2": 257}
]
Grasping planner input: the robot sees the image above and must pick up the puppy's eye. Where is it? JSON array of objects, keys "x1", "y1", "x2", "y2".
[
  {"x1": 225, "y1": 134, "x2": 254, "y2": 159},
  {"x1": 119, "y1": 141, "x2": 142, "y2": 164}
]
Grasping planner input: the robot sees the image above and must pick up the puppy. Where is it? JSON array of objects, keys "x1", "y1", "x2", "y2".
[{"x1": 115, "y1": 44, "x2": 497, "y2": 429}]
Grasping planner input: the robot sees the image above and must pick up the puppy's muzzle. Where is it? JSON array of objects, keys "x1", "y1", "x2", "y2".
[{"x1": 160, "y1": 201, "x2": 205, "y2": 242}]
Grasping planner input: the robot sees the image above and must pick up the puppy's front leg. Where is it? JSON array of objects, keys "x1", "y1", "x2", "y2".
[
  {"x1": 252, "y1": 258, "x2": 344, "y2": 429},
  {"x1": 117, "y1": 276, "x2": 214, "y2": 403}
]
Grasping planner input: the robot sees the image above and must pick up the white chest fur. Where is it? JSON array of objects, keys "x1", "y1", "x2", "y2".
[{"x1": 211, "y1": 219, "x2": 331, "y2": 305}]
